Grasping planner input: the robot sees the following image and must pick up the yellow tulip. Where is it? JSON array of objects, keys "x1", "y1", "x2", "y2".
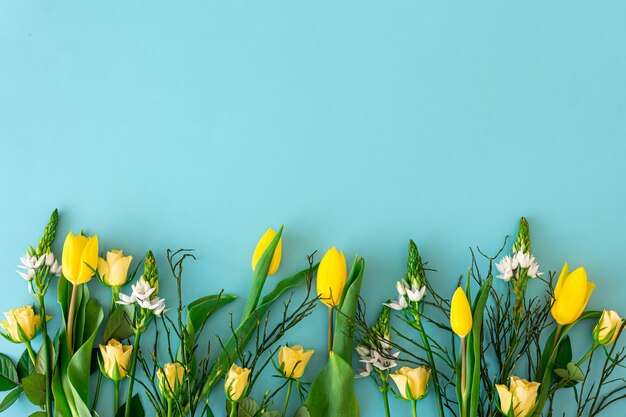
[
  {"x1": 496, "y1": 376, "x2": 540, "y2": 417},
  {"x1": 99, "y1": 338, "x2": 133, "y2": 380},
  {"x1": 278, "y1": 345, "x2": 314, "y2": 379},
  {"x1": 450, "y1": 287, "x2": 472, "y2": 337},
  {"x1": 316, "y1": 247, "x2": 347, "y2": 307},
  {"x1": 0, "y1": 306, "x2": 48, "y2": 343},
  {"x1": 594, "y1": 310, "x2": 622, "y2": 346},
  {"x1": 62, "y1": 232, "x2": 99, "y2": 285},
  {"x1": 97, "y1": 250, "x2": 133, "y2": 287},
  {"x1": 157, "y1": 362, "x2": 185, "y2": 398},
  {"x1": 251, "y1": 228, "x2": 282, "y2": 276},
  {"x1": 224, "y1": 363, "x2": 251, "y2": 401},
  {"x1": 390, "y1": 366, "x2": 430, "y2": 400},
  {"x1": 551, "y1": 263, "x2": 595, "y2": 325}
]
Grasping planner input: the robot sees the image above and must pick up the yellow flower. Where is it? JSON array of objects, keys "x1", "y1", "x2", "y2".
[
  {"x1": 496, "y1": 376, "x2": 540, "y2": 417},
  {"x1": 450, "y1": 287, "x2": 472, "y2": 337},
  {"x1": 316, "y1": 247, "x2": 347, "y2": 307},
  {"x1": 251, "y1": 228, "x2": 282, "y2": 276},
  {"x1": 594, "y1": 310, "x2": 622, "y2": 346},
  {"x1": 390, "y1": 366, "x2": 430, "y2": 400},
  {"x1": 62, "y1": 232, "x2": 99, "y2": 285},
  {"x1": 99, "y1": 339, "x2": 133, "y2": 380},
  {"x1": 97, "y1": 250, "x2": 133, "y2": 287},
  {"x1": 0, "y1": 306, "x2": 47, "y2": 343},
  {"x1": 157, "y1": 362, "x2": 185, "y2": 398},
  {"x1": 551, "y1": 263, "x2": 595, "y2": 325},
  {"x1": 278, "y1": 345, "x2": 314, "y2": 379},
  {"x1": 225, "y1": 363, "x2": 251, "y2": 401}
]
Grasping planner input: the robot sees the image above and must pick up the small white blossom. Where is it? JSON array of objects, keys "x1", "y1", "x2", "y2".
[
  {"x1": 514, "y1": 251, "x2": 533, "y2": 269},
  {"x1": 355, "y1": 344, "x2": 399, "y2": 378},
  {"x1": 117, "y1": 292, "x2": 136, "y2": 305},
  {"x1": 406, "y1": 284, "x2": 426, "y2": 302},
  {"x1": 117, "y1": 277, "x2": 158, "y2": 310},
  {"x1": 396, "y1": 281, "x2": 406, "y2": 296},
  {"x1": 527, "y1": 260, "x2": 543, "y2": 278},
  {"x1": 384, "y1": 296, "x2": 408, "y2": 311},
  {"x1": 496, "y1": 256, "x2": 514, "y2": 281},
  {"x1": 16, "y1": 268, "x2": 35, "y2": 281}
]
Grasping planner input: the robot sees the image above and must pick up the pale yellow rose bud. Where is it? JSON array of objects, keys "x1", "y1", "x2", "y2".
[
  {"x1": 97, "y1": 250, "x2": 133, "y2": 287},
  {"x1": 62, "y1": 232, "x2": 99, "y2": 285},
  {"x1": 225, "y1": 363, "x2": 251, "y2": 401},
  {"x1": 0, "y1": 306, "x2": 48, "y2": 343},
  {"x1": 251, "y1": 228, "x2": 282, "y2": 276},
  {"x1": 316, "y1": 247, "x2": 347, "y2": 307},
  {"x1": 593, "y1": 310, "x2": 622, "y2": 346},
  {"x1": 157, "y1": 362, "x2": 186, "y2": 398},
  {"x1": 99, "y1": 338, "x2": 133, "y2": 380},
  {"x1": 390, "y1": 366, "x2": 430, "y2": 401},
  {"x1": 278, "y1": 345, "x2": 314, "y2": 379},
  {"x1": 495, "y1": 376, "x2": 540, "y2": 417}
]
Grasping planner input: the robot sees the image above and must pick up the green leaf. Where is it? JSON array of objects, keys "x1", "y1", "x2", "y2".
[
  {"x1": 35, "y1": 337, "x2": 54, "y2": 375},
  {"x1": 22, "y1": 373, "x2": 46, "y2": 406},
  {"x1": 0, "y1": 354, "x2": 19, "y2": 391},
  {"x1": 554, "y1": 336, "x2": 572, "y2": 370},
  {"x1": 0, "y1": 387, "x2": 22, "y2": 412},
  {"x1": 263, "y1": 411, "x2": 281, "y2": 417},
  {"x1": 116, "y1": 394, "x2": 144, "y2": 417},
  {"x1": 17, "y1": 349, "x2": 35, "y2": 380},
  {"x1": 226, "y1": 397, "x2": 260, "y2": 417},
  {"x1": 28, "y1": 412, "x2": 47, "y2": 417},
  {"x1": 103, "y1": 304, "x2": 134, "y2": 342},
  {"x1": 293, "y1": 407, "x2": 311, "y2": 417},
  {"x1": 304, "y1": 352, "x2": 359, "y2": 417},
  {"x1": 332, "y1": 257, "x2": 365, "y2": 363}
]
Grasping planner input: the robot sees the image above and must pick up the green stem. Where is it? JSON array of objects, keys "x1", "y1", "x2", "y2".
[
  {"x1": 461, "y1": 336, "x2": 468, "y2": 417},
  {"x1": 411, "y1": 400, "x2": 417, "y2": 417},
  {"x1": 92, "y1": 372, "x2": 103, "y2": 414},
  {"x1": 124, "y1": 330, "x2": 142, "y2": 417},
  {"x1": 328, "y1": 306, "x2": 334, "y2": 354},
  {"x1": 66, "y1": 283, "x2": 80, "y2": 354},
  {"x1": 382, "y1": 387, "x2": 391, "y2": 417},
  {"x1": 167, "y1": 398, "x2": 173, "y2": 417},
  {"x1": 229, "y1": 401, "x2": 238, "y2": 417},
  {"x1": 114, "y1": 379, "x2": 120, "y2": 412},
  {"x1": 577, "y1": 343, "x2": 598, "y2": 366},
  {"x1": 38, "y1": 299, "x2": 52, "y2": 417},
  {"x1": 25, "y1": 341, "x2": 37, "y2": 365},
  {"x1": 414, "y1": 317, "x2": 445, "y2": 417},
  {"x1": 281, "y1": 379, "x2": 293, "y2": 417}
]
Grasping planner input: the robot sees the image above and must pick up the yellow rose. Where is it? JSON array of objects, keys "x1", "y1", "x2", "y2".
[
  {"x1": 390, "y1": 366, "x2": 430, "y2": 400},
  {"x1": 62, "y1": 232, "x2": 99, "y2": 285},
  {"x1": 496, "y1": 376, "x2": 540, "y2": 417},
  {"x1": 278, "y1": 345, "x2": 314, "y2": 379},
  {"x1": 450, "y1": 287, "x2": 473, "y2": 337},
  {"x1": 594, "y1": 310, "x2": 622, "y2": 346},
  {"x1": 551, "y1": 263, "x2": 595, "y2": 325},
  {"x1": 99, "y1": 338, "x2": 133, "y2": 380},
  {"x1": 0, "y1": 306, "x2": 47, "y2": 343},
  {"x1": 97, "y1": 250, "x2": 133, "y2": 287},
  {"x1": 225, "y1": 363, "x2": 251, "y2": 401},
  {"x1": 157, "y1": 362, "x2": 185, "y2": 398},
  {"x1": 316, "y1": 247, "x2": 347, "y2": 307},
  {"x1": 251, "y1": 228, "x2": 282, "y2": 276}
]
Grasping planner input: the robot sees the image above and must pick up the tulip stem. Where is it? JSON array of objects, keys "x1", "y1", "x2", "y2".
[
  {"x1": 411, "y1": 400, "x2": 417, "y2": 417},
  {"x1": 124, "y1": 330, "x2": 142, "y2": 417},
  {"x1": 460, "y1": 336, "x2": 467, "y2": 395},
  {"x1": 114, "y1": 379, "x2": 120, "y2": 412},
  {"x1": 25, "y1": 341, "x2": 37, "y2": 366},
  {"x1": 66, "y1": 283, "x2": 80, "y2": 354},
  {"x1": 92, "y1": 372, "x2": 103, "y2": 413},
  {"x1": 281, "y1": 379, "x2": 293, "y2": 417},
  {"x1": 328, "y1": 306, "x2": 334, "y2": 354},
  {"x1": 167, "y1": 398, "x2": 173, "y2": 417}
]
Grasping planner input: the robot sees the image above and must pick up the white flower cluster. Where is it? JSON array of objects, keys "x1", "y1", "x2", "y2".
[
  {"x1": 496, "y1": 251, "x2": 543, "y2": 282},
  {"x1": 16, "y1": 253, "x2": 62, "y2": 281},
  {"x1": 384, "y1": 281, "x2": 426, "y2": 311},
  {"x1": 117, "y1": 277, "x2": 166, "y2": 316},
  {"x1": 355, "y1": 338, "x2": 400, "y2": 378}
]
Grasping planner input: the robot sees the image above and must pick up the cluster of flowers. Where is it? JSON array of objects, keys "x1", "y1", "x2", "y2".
[
  {"x1": 356, "y1": 338, "x2": 400, "y2": 378},
  {"x1": 384, "y1": 281, "x2": 426, "y2": 311},
  {"x1": 495, "y1": 250, "x2": 542, "y2": 281},
  {"x1": 117, "y1": 277, "x2": 166, "y2": 316},
  {"x1": 16, "y1": 252, "x2": 62, "y2": 281}
]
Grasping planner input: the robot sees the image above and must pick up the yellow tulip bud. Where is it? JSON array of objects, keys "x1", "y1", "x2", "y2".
[
  {"x1": 390, "y1": 366, "x2": 430, "y2": 400},
  {"x1": 495, "y1": 376, "x2": 540, "y2": 417},
  {"x1": 278, "y1": 345, "x2": 314, "y2": 379},
  {"x1": 593, "y1": 310, "x2": 622, "y2": 346},
  {"x1": 251, "y1": 228, "x2": 282, "y2": 276},
  {"x1": 99, "y1": 339, "x2": 133, "y2": 380},
  {"x1": 316, "y1": 247, "x2": 347, "y2": 307},
  {"x1": 224, "y1": 363, "x2": 251, "y2": 401},
  {"x1": 157, "y1": 362, "x2": 186, "y2": 398},
  {"x1": 97, "y1": 250, "x2": 133, "y2": 287},
  {"x1": 0, "y1": 306, "x2": 48, "y2": 343},
  {"x1": 450, "y1": 287, "x2": 472, "y2": 337},
  {"x1": 550, "y1": 263, "x2": 595, "y2": 325},
  {"x1": 62, "y1": 232, "x2": 99, "y2": 285}
]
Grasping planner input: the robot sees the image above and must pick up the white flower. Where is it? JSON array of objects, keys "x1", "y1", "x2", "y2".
[
  {"x1": 16, "y1": 268, "x2": 35, "y2": 281},
  {"x1": 117, "y1": 292, "x2": 136, "y2": 305},
  {"x1": 527, "y1": 260, "x2": 543, "y2": 278},
  {"x1": 384, "y1": 296, "x2": 408, "y2": 311},
  {"x1": 406, "y1": 284, "x2": 426, "y2": 302},
  {"x1": 396, "y1": 281, "x2": 407, "y2": 296},
  {"x1": 355, "y1": 344, "x2": 399, "y2": 378},
  {"x1": 496, "y1": 256, "x2": 514, "y2": 281},
  {"x1": 514, "y1": 251, "x2": 533, "y2": 269},
  {"x1": 138, "y1": 296, "x2": 166, "y2": 316},
  {"x1": 17, "y1": 255, "x2": 44, "y2": 272}
]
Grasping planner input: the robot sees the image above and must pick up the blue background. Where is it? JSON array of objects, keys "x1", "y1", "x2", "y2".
[{"x1": 1, "y1": 1, "x2": 626, "y2": 416}]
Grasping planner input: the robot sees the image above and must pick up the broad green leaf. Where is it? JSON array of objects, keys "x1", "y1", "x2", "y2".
[
  {"x1": 22, "y1": 373, "x2": 46, "y2": 406},
  {"x1": 28, "y1": 412, "x2": 47, "y2": 417},
  {"x1": 17, "y1": 349, "x2": 35, "y2": 380},
  {"x1": 332, "y1": 257, "x2": 364, "y2": 363},
  {"x1": 0, "y1": 354, "x2": 18, "y2": 392},
  {"x1": 304, "y1": 352, "x2": 359, "y2": 417},
  {"x1": 0, "y1": 387, "x2": 22, "y2": 412},
  {"x1": 263, "y1": 411, "x2": 281, "y2": 417},
  {"x1": 103, "y1": 304, "x2": 134, "y2": 342},
  {"x1": 35, "y1": 337, "x2": 54, "y2": 375},
  {"x1": 468, "y1": 274, "x2": 493, "y2": 417},
  {"x1": 293, "y1": 406, "x2": 311, "y2": 417},
  {"x1": 115, "y1": 394, "x2": 144, "y2": 417},
  {"x1": 225, "y1": 397, "x2": 260, "y2": 417}
]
